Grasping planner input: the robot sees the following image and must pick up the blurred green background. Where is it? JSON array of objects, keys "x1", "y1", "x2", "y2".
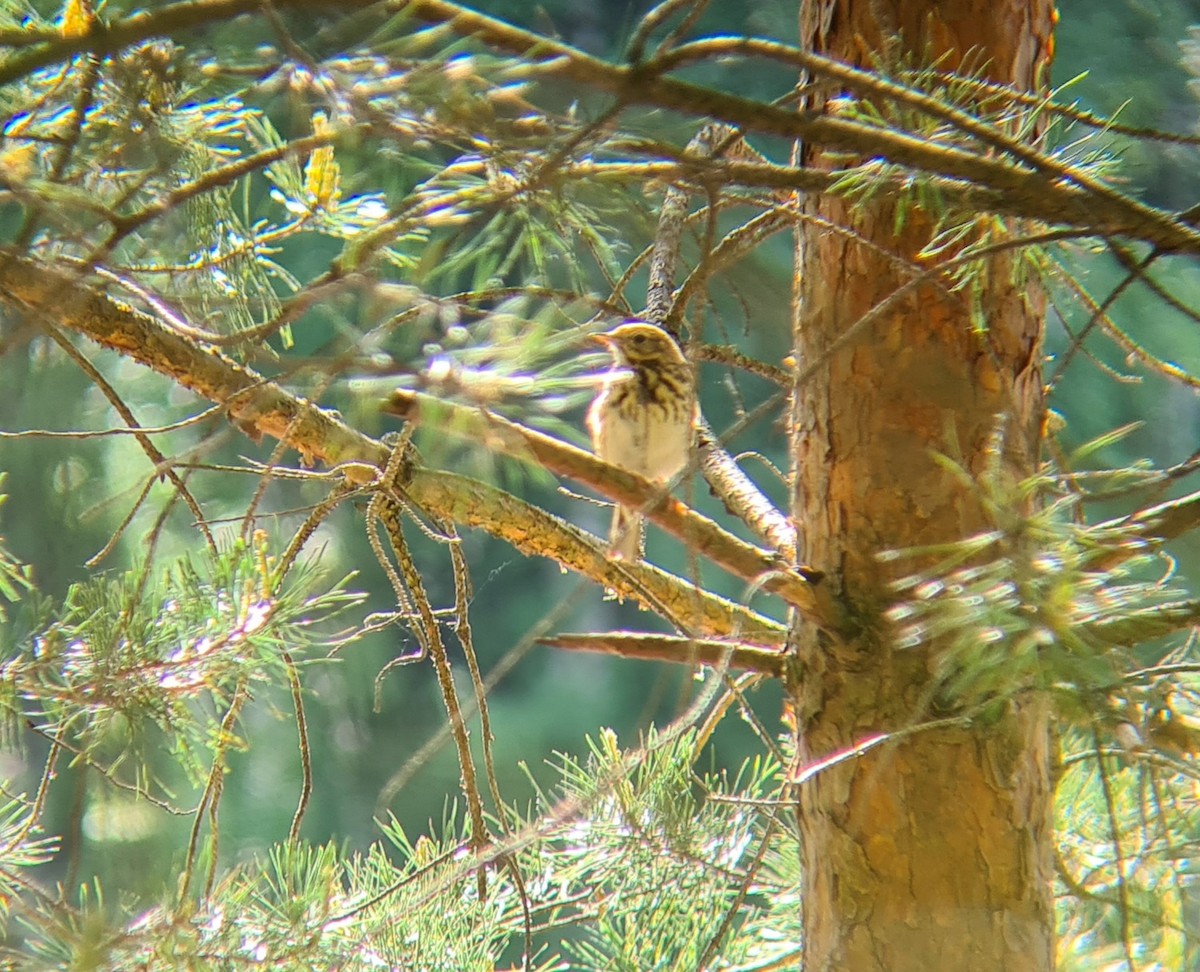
[{"x1": 1, "y1": 0, "x2": 1199, "y2": 909}]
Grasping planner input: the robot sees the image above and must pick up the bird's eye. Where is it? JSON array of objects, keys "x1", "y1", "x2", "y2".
[{"x1": 632, "y1": 334, "x2": 647, "y2": 345}]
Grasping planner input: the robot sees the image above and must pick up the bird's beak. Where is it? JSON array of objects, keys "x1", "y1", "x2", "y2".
[{"x1": 590, "y1": 333, "x2": 613, "y2": 347}]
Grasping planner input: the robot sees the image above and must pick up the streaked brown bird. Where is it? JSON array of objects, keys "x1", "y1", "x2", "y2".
[{"x1": 587, "y1": 321, "x2": 697, "y2": 560}]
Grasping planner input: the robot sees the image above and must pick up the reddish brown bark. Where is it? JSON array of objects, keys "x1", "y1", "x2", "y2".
[{"x1": 791, "y1": 2, "x2": 1057, "y2": 969}]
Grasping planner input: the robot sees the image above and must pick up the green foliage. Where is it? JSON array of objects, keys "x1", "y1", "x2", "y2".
[
  {"x1": 0, "y1": 474, "x2": 33, "y2": 621},
  {"x1": 543, "y1": 728, "x2": 793, "y2": 970},
  {"x1": 0, "y1": 794, "x2": 59, "y2": 917},
  {"x1": 5, "y1": 536, "x2": 363, "y2": 789},
  {"x1": 1055, "y1": 732, "x2": 1200, "y2": 971},
  {"x1": 3, "y1": 725, "x2": 797, "y2": 971},
  {"x1": 885, "y1": 461, "x2": 1187, "y2": 712}
]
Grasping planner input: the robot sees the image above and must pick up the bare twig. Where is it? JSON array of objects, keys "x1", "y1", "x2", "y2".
[
  {"x1": 537, "y1": 633, "x2": 786, "y2": 676},
  {"x1": 177, "y1": 682, "x2": 248, "y2": 907},
  {"x1": 374, "y1": 449, "x2": 491, "y2": 898},
  {"x1": 45, "y1": 325, "x2": 216, "y2": 554},
  {"x1": 284, "y1": 649, "x2": 313, "y2": 845},
  {"x1": 445, "y1": 530, "x2": 505, "y2": 813}
]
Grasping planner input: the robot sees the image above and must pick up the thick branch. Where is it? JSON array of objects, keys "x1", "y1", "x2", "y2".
[
  {"x1": 0, "y1": 253, "x2": 378, "y2": 471},
  {"x1": 410, "y1": 468, "x2": 784, "y2": 641},
  {"x1": 694, "y1": 420, "x2": 798, "y2": 559}
]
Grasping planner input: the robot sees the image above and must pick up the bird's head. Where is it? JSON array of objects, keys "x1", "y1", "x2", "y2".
[{"x1": 591, "y1": 321, "x2": 686, "y2": 367}]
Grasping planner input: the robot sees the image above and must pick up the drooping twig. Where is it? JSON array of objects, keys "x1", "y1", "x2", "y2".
[
  {"x1": 446, "y1": 525, "x2": 504, "y2": 815},
  {"x1": 283, "y1": 649, "x2": 313, "y2": 845},
  {"x1": 45, "y1": 324, "x2": 216, "y2": 554},
  {"x1": 177, "y1": 682, "x2": 248, "y2": 907},
  {"x1": 373, "y1": 447, "x2": 492, "y2": 899}
]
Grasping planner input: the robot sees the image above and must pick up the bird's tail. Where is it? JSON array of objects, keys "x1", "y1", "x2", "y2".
[{"x1": 609, "y1": 504, "x2": 643, "y2": 560}]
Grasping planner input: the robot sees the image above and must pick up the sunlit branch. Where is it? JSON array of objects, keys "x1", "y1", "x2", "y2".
[{"x1": 0, "y1": 250, "x2": 782, "y2": 643}]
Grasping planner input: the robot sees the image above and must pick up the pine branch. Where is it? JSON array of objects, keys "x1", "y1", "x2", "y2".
[
  {"x1": 565, "y1": 159, "x2": 1152, "y2": 241},
  {"x1": 6, "y1": 0, "x2": 1200, "y2": 253},
  {"x1": 391, "y1": 0, "x2": 1200, "y2": 252},
  {"x1": 1084, "y1": 600, "x2": 1200, "y2": 647}
]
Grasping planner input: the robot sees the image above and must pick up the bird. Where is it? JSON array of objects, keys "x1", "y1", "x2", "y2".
[{"x1": 587, "y1": 320, "x2": 697, "y2": 560}]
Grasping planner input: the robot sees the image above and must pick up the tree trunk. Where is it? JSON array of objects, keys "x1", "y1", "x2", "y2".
[{"x1": 790, "y1": 2, "x2": 1058, "y2": 969}]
